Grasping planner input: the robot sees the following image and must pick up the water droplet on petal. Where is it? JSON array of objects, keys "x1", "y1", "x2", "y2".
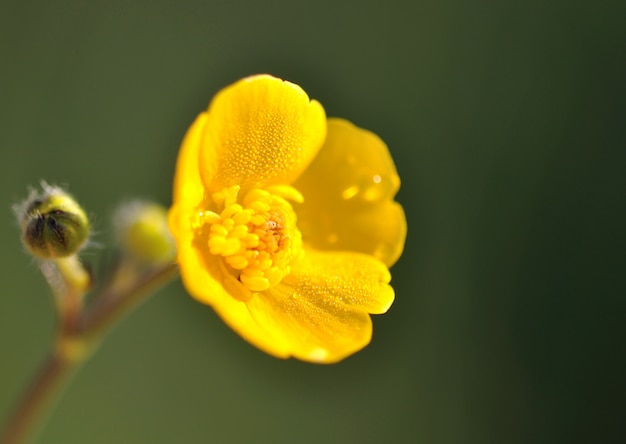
[
  {"x1": 308, "y1": 348, "x2": 328, "y2": 363},
  {"x1": 341, "y1": 185, "x2": 359, "y2": 200},
  {"x1": 359, "y1": 171, "x2": 398, "y2": 202}
]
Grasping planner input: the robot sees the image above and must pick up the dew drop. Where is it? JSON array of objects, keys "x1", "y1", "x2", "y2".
[
  {"x1": 374, "y1": 243, "x2": 391, "y2": 261},
  {"x1": 192, "y1": 211, "x2": 205, "y2": 229},
  {"x1": 341, "y1": 186, "x2": 359, "y2": 200},
  {"x1": 308, "y1": 348, "x2": 328, "y2": 363}
]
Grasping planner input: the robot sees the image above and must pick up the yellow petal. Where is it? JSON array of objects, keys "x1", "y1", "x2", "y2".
[
  {"x1": 293, "y1": 118, "x2": 406, "y2": 266},
  {"x1": 246, "y1": 250, "x2": 394, "y2": 363},
  {"x1": 173, "y1": 112, "x2": 206, "y2": 205},
  {"x1": 199, "y1": 75, "x2": 327, "y2": 193},
  {"x1": 175, "y1": 231, "x2": 292, "y2": 359},
  {"x1": 171, "y1": 157, "x2": 290, "y2": 356}
]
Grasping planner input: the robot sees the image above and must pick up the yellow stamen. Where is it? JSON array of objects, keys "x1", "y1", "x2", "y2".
[{"x1": 201, "y1": 186, "x2": 303, "y2": 292}]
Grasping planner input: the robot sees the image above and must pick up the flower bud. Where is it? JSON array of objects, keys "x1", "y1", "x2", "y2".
[
  {"x1": 113, "y1": 201, "x2": 176, "y2": 264},
  {"x1": 15, "y1": 183, "x2": 90, "y2": 259}
]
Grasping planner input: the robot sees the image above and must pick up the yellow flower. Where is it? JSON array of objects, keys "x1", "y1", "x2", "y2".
[{"x1": 168, "y1": 75, "x2": 406, "y2": 363}]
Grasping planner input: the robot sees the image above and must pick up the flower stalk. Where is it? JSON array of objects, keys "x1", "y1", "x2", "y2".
[
  {"x1": 0, "y1": 258, "x2": 178, "y2": 444},
  {"x1": 2, "y1": 189, "x2": 178, "y2": 444}
]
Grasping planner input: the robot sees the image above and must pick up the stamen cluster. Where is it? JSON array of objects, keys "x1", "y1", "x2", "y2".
[{"x1": 204, "y1": 187, "x2": 302, "y2": 292}]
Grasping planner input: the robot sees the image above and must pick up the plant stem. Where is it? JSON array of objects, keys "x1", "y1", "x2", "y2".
[
  {"x1": 78, "y1": 262, "x2": 178, "y2": 341},
  {"x1": 0, "y1": 262, "x2": 178, "y2": 444},
  {"x1": 0, "y1": 350, "x2": 76, "y2": 444}
]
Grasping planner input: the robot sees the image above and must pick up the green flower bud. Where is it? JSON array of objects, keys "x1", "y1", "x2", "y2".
[
  {"x1": 15, "y1": 183, "x2": 90, "y2": 259},
  {"x1": 113, "y1": 201, "x2": 176, "y2": 264}
]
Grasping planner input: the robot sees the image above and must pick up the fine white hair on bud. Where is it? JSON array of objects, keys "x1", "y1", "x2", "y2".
[{"x1": 14, "y1": 182, "x2": 90, "y2": 259}]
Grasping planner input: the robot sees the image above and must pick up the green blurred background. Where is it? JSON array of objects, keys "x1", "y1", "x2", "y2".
[{"x1": 1, "y1": 0, "x2": 625, "y2": 443}]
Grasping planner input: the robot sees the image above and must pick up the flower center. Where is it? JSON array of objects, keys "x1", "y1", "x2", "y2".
[{"x1": 201, "y1": 185, "x2": 303, "y2": 292}]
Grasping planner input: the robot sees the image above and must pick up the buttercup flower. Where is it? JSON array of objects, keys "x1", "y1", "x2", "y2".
[{"x1": 168, "y1": 75, "x2": 406, "y2": 363}]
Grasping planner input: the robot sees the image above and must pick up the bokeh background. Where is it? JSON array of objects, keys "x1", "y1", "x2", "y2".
[{"x1": 1, "y1": 0, "x2": 625, "y2": 443}]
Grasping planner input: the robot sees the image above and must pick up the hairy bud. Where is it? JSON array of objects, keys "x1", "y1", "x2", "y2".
[{"x1": 15, "y1": 183, "x2": 90, "y2": 259}]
